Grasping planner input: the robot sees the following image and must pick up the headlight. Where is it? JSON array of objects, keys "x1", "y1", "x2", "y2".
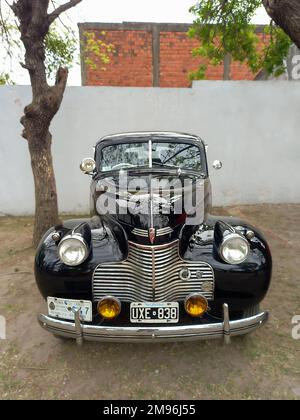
[
  {"x1": 58, "y1": 234, "x2": 88, "y2": 266},
  {"x1": 80, "y1": 157, "x2": 96, "y2": 173},
  {"x1": 219, "y1": 233, "x2": 250, "y2": 265}
]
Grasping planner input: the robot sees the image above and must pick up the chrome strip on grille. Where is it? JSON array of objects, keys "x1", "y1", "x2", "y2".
[
  {"x1": 132, "y1": 228, "x2": 149, "y2": 237},
  {"x1": 156, "y1": 227, "x2": 174, "y2": 236},
  {"x1": 93, "y1": 240, "x2": 214, "y2": 302},
  {"x1": 132, "y1": 227, "x2": 173, "y2": 237}
]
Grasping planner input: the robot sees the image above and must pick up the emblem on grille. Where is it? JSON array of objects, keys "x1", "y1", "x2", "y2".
[
  {"x1": 179, "y1": 268, "x2": 191, "y2": 281},
  {"x1": 149, "y1": 228, "x2": 156, "y2": 244}
]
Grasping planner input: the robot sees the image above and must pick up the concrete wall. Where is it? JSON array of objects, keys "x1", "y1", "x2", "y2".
[{"x1": 0, "y1": 81, "x2": 300, "y2": 215}]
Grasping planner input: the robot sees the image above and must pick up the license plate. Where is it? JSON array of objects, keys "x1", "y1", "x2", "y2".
[
  {"x1": 130, "y1": 302, "x2": 179, "y2": 324},
  {"x1": 47, "y1": 297, "x2": 93, "y2": 322}
]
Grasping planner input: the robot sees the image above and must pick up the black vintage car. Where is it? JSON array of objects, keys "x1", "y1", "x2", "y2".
[{"x1": 36, "y1": 132, "x2": 272, "y2": 344}]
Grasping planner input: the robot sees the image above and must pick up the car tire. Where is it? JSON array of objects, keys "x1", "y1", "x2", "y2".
[
  {"x1": 233, "y1": 304, "x2": 261, "y2": 341},
  {"x1": 242, "y1": 304, "x2": 261, "y2": 318}
]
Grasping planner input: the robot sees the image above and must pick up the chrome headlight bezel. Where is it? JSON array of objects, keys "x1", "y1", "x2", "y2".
[
  {"x1": 58, "y1": 233, "x2": 89, "y2": 267},
  {"x1": 219, "y1": 233, "x2": 250, "y2": 265}
]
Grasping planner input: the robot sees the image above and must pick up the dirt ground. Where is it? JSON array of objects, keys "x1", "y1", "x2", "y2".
[{"x1": 0, "y1": 204, "x2": 299, "y2": 400}]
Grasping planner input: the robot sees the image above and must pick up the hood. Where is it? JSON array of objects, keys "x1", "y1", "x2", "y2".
[{"x1": 93, "y1": 172, "x2": 208, "y2": 244}]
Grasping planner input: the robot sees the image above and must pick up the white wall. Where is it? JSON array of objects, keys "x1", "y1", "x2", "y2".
[{"x1": 0, "y1": 82, "x2": 300, "y2": 215}]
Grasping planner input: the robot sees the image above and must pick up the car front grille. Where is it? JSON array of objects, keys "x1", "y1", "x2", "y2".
[
  {"x1": 132, "y1": 227, "x2": 173, "y2": 237},
  {"x1": 93, "y1": 240, "x2": 214, "y2": 303}
]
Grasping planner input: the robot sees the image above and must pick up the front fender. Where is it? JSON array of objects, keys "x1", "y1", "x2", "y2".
[
  {"x1": 180, "y1": 215, "x2": 272, "y2": 315},
  {"x1": 35, "y1": 217, "x2": 127, "y2": 301}
]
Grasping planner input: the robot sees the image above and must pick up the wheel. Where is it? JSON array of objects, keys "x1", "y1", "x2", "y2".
[
  {"x1": 242, "y1": 304, "x2": 261, "y2": 318},
  {"x1": 233, "y1": 304, "x2": 261, "y2": 342}
]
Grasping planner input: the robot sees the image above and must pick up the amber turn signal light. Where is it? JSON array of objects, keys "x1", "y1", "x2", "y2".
[
  {"x1": 97, "y1": 296, "x2": 121, "y2": 320},
  {"x1": 185, "y1": 294, "x2": 208, "y2": 318}
]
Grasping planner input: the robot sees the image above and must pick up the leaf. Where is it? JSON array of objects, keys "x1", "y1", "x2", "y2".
[
  {"x1": 83, "y1": 31, "x2": 114, "y2": 70},
  {"x1": 189, "y1": 0, "x2": 293, "y2": 80}
]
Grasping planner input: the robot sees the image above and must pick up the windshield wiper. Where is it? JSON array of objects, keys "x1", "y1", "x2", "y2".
[{"x1": 152, "y1": 162, "x2": 178, "y2": 169}]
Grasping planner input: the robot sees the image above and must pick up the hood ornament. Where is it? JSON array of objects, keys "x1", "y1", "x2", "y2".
[{"x1": 149, "y1": 228, "x2": 156, "y2": 244}]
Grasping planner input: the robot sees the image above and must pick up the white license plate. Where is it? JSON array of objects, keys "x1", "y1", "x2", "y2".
[
  {"x1": 47, "y1": 297, "x2": 93, "y2": 322},
  {"x1": 130, "y1": 302, "x2": 179, "y2": 324}
]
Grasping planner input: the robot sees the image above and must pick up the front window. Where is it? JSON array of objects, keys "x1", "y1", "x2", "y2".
[{"x1": 100, "y1": 141, "x2": 202, "y2": 172}]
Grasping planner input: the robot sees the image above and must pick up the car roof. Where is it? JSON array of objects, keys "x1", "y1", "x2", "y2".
[{"x1": 96, "y1": 131, "x2": 204, "y2": 146}]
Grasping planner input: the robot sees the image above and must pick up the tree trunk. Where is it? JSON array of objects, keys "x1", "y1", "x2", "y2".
[
  {"x1": 263, "y1": 0, "x2": 300, "y2": 49},
  {"x1": 11, "y1": 0, "x2": 72, "y2": 247},
  {"x1": 223, "y1": 53, "x2": 232, "y2": 80},
  {"x1": 21, "y1": 68, "x2": 68, "y2": 247},
  {"x1": 28, "y1": 132, "x2": 59, "y2": 246}
]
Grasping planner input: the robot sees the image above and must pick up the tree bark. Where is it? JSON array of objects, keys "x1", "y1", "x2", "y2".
[
  {"x1": 223, "y1": 53, "x2": 232, "y2": 80},
  {"x1": 263, "y1": 0, "x2": 300, "y2": 49},
  {"x1": 11, "y1": 0, "x2": 81, "y2": 247},
  {"x1": 20, "y1": 65, "x2": 68, "y2": 246},
  {"x1": 28, "y1": 132, "x2": 59, "y2": 246}
]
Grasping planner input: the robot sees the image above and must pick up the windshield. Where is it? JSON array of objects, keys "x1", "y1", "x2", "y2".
[{"x1": 100, "y1": 141, "x2": 202, "y2": 172}]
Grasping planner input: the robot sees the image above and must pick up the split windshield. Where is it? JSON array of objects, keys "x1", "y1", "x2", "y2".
[{"x1": 100, "y1": 141, "x2": 202, "y2": 172}]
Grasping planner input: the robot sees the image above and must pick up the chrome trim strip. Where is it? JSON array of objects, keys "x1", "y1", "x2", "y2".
[
  {"x1": 151, "y1": 247, "x2": 156, "y2": 301},
  {"x1": 149, "y1": 139, "x2": 154, "y2": 230},
  {"x1": 132, "y1": 228, "x2": 149, "y2": 237},
  {"x1": 132, "y1": 227, "x2": 174, "y2": 237},
  {"x1": 156, "y1": 227, "x2": 174, "y2": 236},
  {"x1": 149, "y1": 138, "x2": 152, "y2": 169},
  {"x1": 38, "y1": 311, "x2": 269, "y2": 343},
  {"x1": 149, "y1": 175, "x2": 154, "y2": 231}
]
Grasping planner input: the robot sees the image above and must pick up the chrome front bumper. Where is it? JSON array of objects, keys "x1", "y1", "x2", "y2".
[{"x1": 38, "y1": 304, "x2": 269, "y2": 345}]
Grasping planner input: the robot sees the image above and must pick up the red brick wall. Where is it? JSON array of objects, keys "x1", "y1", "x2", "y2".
[
  {"x1": 160, "y1": 31, "x2": 223, "y2": 87},
  {"x1": 81, "y1": 23, "x2": 265, "y2": 87},
  {"x1": 85, "y1": 30, "x2": 153, "y2": 87}
]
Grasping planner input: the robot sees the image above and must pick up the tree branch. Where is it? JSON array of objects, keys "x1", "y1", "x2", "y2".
[
  {"x1": 20, "y1": 61, "x2": 34, "y2": 71},
  {"x1": 262, "y1": 0, "x2": 300, "y2": 49},
  {"x1": 54, "y1": 66, "x2": 68, "y2": 94},
  {"x1": 48, "y1": 0, "x2": 82, "y2": 24}
]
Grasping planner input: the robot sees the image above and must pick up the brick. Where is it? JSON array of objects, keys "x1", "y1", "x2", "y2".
[{"x1": 82, "y1": 25, "x2": 265, "y2": 87}]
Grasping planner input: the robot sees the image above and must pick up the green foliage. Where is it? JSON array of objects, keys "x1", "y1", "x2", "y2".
[
  {"x1": 189, "y1": 64, "x2": 207, "y2": 81},
  {"x1": 0, "y1": 2, "x2": 113, "y2": 84},
  {"x1": 0, "y1": 72, "x2": 14, "y2": 85},
  {"x1": 45, "y1": 25, "x2": 78, "y2": 78},
  {"x1": 262, "y1": 24, "x2": 293, "y2": 77},
  {"x1": 189, "y1": 0, "x2": 293, "y2": 80},
  {"x1": 83, "y1": 31, "x2": 115, "y2": 71}
]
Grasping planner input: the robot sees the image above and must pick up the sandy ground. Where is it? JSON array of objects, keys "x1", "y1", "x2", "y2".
[{"x1": 0, "y1": 204, "x2": 300, "y2": 400}]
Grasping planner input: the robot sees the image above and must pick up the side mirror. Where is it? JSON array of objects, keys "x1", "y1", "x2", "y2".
[
  {"x1": 212, "y1": 160, "x2": 223, "y2": 170},
  {"x1": 80, "y1": 158, "x2": 96, "y2": 174}
]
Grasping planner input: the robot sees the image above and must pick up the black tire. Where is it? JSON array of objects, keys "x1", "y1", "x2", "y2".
[
  {"x1": 234, "y1": 304, "x2": 261, "y2": 341},
  {"x1": 242, "y1": 304, "x2": 261, "y2": 318}
]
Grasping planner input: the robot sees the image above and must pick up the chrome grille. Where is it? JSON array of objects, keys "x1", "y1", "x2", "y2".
[
  {"x1": 93, "y1": 240, "x2": 214, "y2": 302},
  {"x1": 132, "y1": 227, "x2": 173, "y2": 237},
  {"x1": 132, "y1": 228, "x2": 148, "y2": 237}
]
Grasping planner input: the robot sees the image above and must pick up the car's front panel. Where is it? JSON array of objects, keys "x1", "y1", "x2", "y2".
[{"x1": 35, "y1": 132, "x2": 272, "y2": 344}]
